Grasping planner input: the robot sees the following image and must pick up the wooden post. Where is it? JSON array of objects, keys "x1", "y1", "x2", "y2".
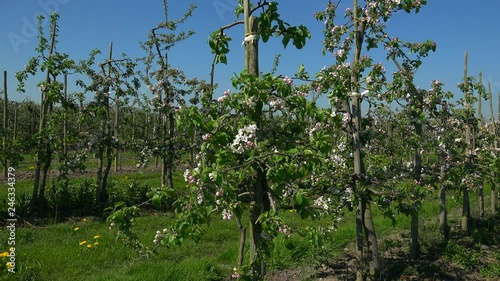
[
  {"x1": 13, "y1": 104, "x2": 17, "y2": 141},
  {"x1": 478, "y1": 73, "x2": 484, "y2": 217},
  {"x1": 478, "y1": 73, "x2": 483, "y2": 126},
  {"x1": 114, "y1": 96, "x2": 119, "y2": 172},
  {"x1": 244, "y1": 0, "x2": 265, "y2": 277},
  {"x1": 462, "y1": 51, "x2": 471, "y2": 232},
  {"x1": 488, "y1": 82, "x2": 497, "y2": 214},
  {"x1": 63, "y1": 73, "x2": 68, "y2": 156},
  {"x1": 3, "y1": 71, "x2": 8, "y2": 177}
]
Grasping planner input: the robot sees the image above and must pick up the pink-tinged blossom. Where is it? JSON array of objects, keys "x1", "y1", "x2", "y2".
[
  {"x1": 283, "y1": 76, "x2": 293, "y2": 85},
  {"x1": 202, "y1": 133, "x2": 211, "y2": 141},
  {"x1": 222, "y1": 209, "x2": 233, "y2": 220},
  {"x1": 231, "y1": 268, "x2": 240, "y2": 279},
  {"x1": 334, "y1": 48, "x2": 345, "y2": 58},
  {"x1": 230, "y1": 124, "x2": 258, "y2": 154},
  {"x1": 216, "y1": 95, "x2": 227, "y2": 103}
]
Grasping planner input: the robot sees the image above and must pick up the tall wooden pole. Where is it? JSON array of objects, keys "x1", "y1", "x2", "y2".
[
  {"x1": 244, "y1": 0, "x2": 265, "y2": 278},
  {"x1": 3, "y1": 71, "x2": 8, "y2": 177},
  {"x1": 63, "y1": 73, "x2": 68, "y2": 156},
  {"x1": 488, "y1": 82, "x2": 497, "y2": 214},
  {"x1": 114, "y1": 95, "x2": 119, "y2": 172},
  {"x1": 462, "y1": 51, "x2": 471, "y2": 232},
  {"x1": 478, "y1": 73, "x2": 484, "y2": 217}
]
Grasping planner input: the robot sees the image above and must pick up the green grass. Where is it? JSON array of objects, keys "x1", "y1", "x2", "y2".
[{"x1": 0, "y1": 172, "x2": 497, "y2": 280}]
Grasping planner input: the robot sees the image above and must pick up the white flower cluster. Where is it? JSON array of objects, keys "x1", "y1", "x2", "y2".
[
  {"x1": 314, "y1": 196, "x2": 333, "y2": 211},
  {"x1": 230, "y1": 124, "x2": 257, "y2": 154},
  {"x1": 283, "y1": 76, "x2": 293, "y2": 85},
  {"x1": 153, "y1": 228, "x2": 168, "y2": 244},
  {"x1": 278, "y1": 224, "x2": 291, "y2": 238},
  {"x1": 282, "y1": 183, "x2": 294, "y2": 199},
  {"x1": 222, "y1": 209, "x2": 233, "y2": 220},
  {"x1": 197, "y1": 189, "x2": 204, "y2": 205},
  {"x1": 308, "y1": 122, "x2": 322, "y2": 136},
  {"x1": 217, "y1": 89, "x2": 231, "y2": 103},
  {"x1": 269, "y1": 99, "x2": 285, "y2": 110}
]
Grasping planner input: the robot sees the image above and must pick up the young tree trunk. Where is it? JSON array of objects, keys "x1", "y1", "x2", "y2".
[
  {"x1": 96, "y1": 42, "x2": 113, "y2": 211},
  {"x1": 166, "y1": 110, "x2": 175, "y2": 189},
  {"x1": 478, "y1": 73, "x2": 484, "y2": 217},
  {"x1": 350, "y1": 1, "x2": 379, "y2": 279},
  {"x1": 33, "y1": 23, "x2": 57, "y2": 213},
  {"x1": 439, "y1": 161, "x2": 449, "y2": 239},
  {"x1": 13, "y1": 106, "x2": 18, "y2": 141},
  {"x1": 235, "y1": 217, "x2": 246, "y2": 267},
  {"x1": 3, "y1": 71, "x2": 8, "y2": 178},
  {"x1": 161, "y1": 109, "x2": 167, "y2": 187},
  {"x1": 488, "y1": 82, "x2": 497, "y2": 214},
  {"x1": 114, "y1": 101, "x2": 119, "y2": 172},
  {"x1": 462, "y1": 51, "x2": 471, "y2": 232},
  {"x1": 243, "y1": 4, "x2": 266, "y2": 276},
  {"x1": 63, "y1": 74, "x2": 68, "y2": 156},
  {"x1": 363, "y1": 199, "x2": 380, "y2": 279}
]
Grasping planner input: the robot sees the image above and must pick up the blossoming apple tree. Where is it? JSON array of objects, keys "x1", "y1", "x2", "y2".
[{"x1": 312, "y1": 0, "x2": 440, "y2": 279}]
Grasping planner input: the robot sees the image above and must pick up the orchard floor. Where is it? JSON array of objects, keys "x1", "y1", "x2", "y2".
[
  {"x1": 3, "y1": 164, "x2": 499, "y2": 281},
  {"x1": 267, "y1": 213, "x2": 500, "y2": 281}
]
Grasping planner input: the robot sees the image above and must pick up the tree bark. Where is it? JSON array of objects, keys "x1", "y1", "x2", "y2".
[
  {"x1": 462, "y1": 51, "x2": 471, "y2": 232},
  {"x1": 3, "y1": 71, "x2": 8, "y2": 178},
  {"x1": 488, "y1": 82, "x2": 497, "y2": 214},
  {"x1": 439, "y1": 165, "x2": 449, "y2": 240}
]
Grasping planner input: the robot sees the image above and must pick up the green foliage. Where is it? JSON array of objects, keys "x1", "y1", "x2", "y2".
[{"x1": 443, "y1": 241, "x2": 481, "y2": 269}]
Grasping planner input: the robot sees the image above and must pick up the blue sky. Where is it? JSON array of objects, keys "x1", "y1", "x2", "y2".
[{"x1": 1, "y1": 0, "x2": 499, "y2": 117}]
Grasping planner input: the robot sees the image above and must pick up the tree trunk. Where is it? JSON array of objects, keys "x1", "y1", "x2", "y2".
[
  {"x1": 63, "y1": 74, "x2": 68, "y2": 156},
  {"x1": 488, "y1": 82, "x2": 497, "y2": 214},
  {"x1": 166, "y1": 111, "x2": 175, "y2": 189},
  {"x1": 478, "y1": 73, "x2": 484, "y2": 217},
  {"x1": 243, "y1": 1, "x2": 265, "y2": 277},
  {"x1": 13, "y1": 106, "x2": 17, "y2": 141},
  {"x1": 236, "y1": 217, "x2": 246, "y2": 267},
  {"x1": 96, "y1": 42, "x2": 113, "y2": 211},
  {"x1": 33, "y1": 22, "x2": 57, "y2": 212},
  {"x1": 462, "y1": 51, "x2": 471, "y2": 232},
  {"x1": 350, "y1": 1, "x2": 379, "y2": 279},
  {"x1": 439, "y1": 165, "x2": 449, "y2": 240},
  {"x1": 363, "y1": 200, "x2": 380, "y2": 280},
  {"x1": 3, "y1": 71, "x2": 8, "y2": 178},
  {"x1": 114, "y1": 102, "x2": 119, "y2": 172}
]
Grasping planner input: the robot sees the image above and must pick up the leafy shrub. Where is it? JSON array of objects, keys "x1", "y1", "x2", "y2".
[
  {"x1": 443, "y1": 241, "x2": 480, "y2": 269},
  {"x1": 46, "y1": 179, "x2": 96, "y2": 218},
  {"x1": 108, "y1": 180, "x2": 152, "y2": 207}
]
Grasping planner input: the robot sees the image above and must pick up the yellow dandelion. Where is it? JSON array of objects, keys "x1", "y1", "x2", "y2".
[
  {"x1": 79, "y1": 241, "x2": 87, "y2": 246},
  {"x1": 94, "y1": 242, "x2": 99, "y2": 246},
  {"x1": 74, "y1": 227, "x2": 79, "y2": 231},
  {"x1": 0, "y1": 252, "x2": 8, "y2": 257},
  {"x1": 87, "y1": 244, "x2": 92, "y2": 248},
  {"x1": 83, "y1": 218, "x2": 87, "y2": 222},
  {"x1": 93, "y1": 235, "x2": 100, "y2": 239},
  {"x1": 6, "y1": 262, "x2": 12, "y2": 269}
]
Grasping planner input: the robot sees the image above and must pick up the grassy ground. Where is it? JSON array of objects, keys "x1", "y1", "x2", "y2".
[{"x1": 0, "y1": 169, "x2": 498, "y2": 280}]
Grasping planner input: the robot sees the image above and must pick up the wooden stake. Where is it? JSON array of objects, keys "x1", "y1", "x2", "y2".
[{"x1": 3, "y1": 71, "x2": 8, "y2": 177}]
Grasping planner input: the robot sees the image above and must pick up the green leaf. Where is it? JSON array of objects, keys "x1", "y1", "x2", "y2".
[
  {"x1": 295, "y1": 191, "x2": 303, "y2": 206},
  {"x1": 152, "y1": 194, "x2": 161, "y2": 209}
]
